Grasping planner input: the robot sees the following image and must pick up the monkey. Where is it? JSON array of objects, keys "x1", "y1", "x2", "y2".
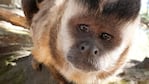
[{"x1": 22, "y1": 0, "x2": 141, "y2": 84}]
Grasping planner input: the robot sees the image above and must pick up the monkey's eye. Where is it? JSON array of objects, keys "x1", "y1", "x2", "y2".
[
  {"x1": 78, "y1": 24, "x2": 89, "y2": 32},
  {"x1": 100, "y1": 33, "x2": 112, "y2": 41}
]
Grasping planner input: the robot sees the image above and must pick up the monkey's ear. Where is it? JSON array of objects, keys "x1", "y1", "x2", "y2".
[{"x1": 22, "y1": 0, "x2": 43, "y2": 25}]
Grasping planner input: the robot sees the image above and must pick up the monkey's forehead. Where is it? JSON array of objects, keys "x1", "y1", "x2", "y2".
[{"x1": 76, "y1": 0, "x2": 141, "y2": 20}]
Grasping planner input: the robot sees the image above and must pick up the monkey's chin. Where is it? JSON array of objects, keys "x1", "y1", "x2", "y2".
[
  {"x1": 72, "y1": 63, "x2": 99, "y2": 73},
  {"x1": 67, "y1": 56, "x2": 99, "y2": 72}
]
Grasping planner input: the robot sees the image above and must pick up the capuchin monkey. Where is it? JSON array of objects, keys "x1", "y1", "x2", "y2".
[{"x1": 22, "y1": 0, "x2": 141, "y2": 83}]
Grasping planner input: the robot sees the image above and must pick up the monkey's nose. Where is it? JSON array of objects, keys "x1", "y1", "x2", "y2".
[{"x1": 79, "y1": 42, "x2": 99, "y2": 56}]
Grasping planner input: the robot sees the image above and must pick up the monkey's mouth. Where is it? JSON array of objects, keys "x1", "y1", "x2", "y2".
[{"x1": 67, "y1": 55, "x2": 99, "y2": 72}]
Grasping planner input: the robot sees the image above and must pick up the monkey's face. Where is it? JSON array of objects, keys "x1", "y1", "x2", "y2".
[
  {"x1": 58, "y1": 0, "x2": 140, "y2": 72},
  {"x1": 66, "y1": 17, "x2": 122, "y2": 72}
]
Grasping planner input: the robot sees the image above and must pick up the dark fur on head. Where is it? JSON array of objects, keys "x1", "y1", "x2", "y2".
[{"x1": 78, "y1": 0, "x2": 140, "y2": 20}]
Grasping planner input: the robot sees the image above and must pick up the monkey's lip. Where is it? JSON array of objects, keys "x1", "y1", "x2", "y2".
[{"x1": 67, "y1": 56, "x2": 99, "y2": 72}]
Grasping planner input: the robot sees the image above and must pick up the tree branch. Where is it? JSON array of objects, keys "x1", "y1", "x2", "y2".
[{"x1": 0, "y1": 8, "x2": 29, "y2": 29}]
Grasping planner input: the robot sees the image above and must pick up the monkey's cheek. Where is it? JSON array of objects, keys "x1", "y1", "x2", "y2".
[{"x1": 67, "y1": 55, "x2": 99, "y2": 72}]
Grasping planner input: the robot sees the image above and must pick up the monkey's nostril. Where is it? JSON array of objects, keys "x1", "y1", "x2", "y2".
[
  {"x1": 93, "y1": 49, "x2": 99, "y2": 55},
  {"x1": 79, "y1": 42, "x2": 89, "y2": 52},
  {"x1": 94, "y1": 50, "x2": 98, "y2": 55},
  {"x1": 81, "y1": 46, "x2": 85, "y2": 50}
]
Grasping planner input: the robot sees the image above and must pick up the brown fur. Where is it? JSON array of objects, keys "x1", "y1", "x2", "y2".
[{"x1": 30, "y1": 0, "x2": 69, "y2": 83}]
